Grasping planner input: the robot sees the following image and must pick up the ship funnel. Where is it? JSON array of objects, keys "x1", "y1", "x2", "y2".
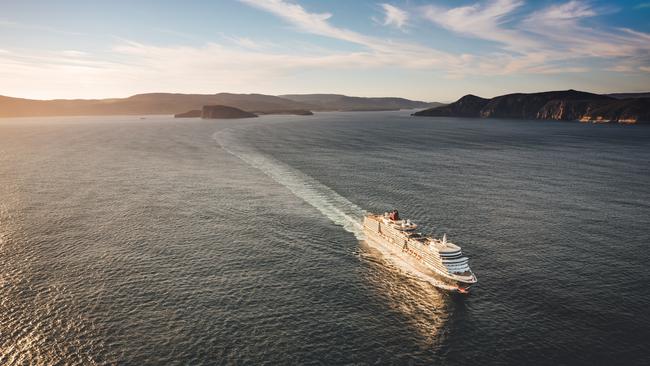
[{"x1": 442, "y1": 234, "x2": 447, "y2": 244}]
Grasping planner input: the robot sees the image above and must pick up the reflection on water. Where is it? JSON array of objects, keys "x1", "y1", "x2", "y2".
[
  {"x1": 0, "y1": 204, "x2": 10, "y2": 247},
  {"x1": 218, "y1": 124, "x2": 451, "y2": 346},
  {"x1": 2, "y1": 114, "x2": 649, "y2": 365}
]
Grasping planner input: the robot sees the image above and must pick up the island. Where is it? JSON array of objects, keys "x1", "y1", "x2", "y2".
[
  {"x1": 413, "y1": 90, "x2": 650, "y2": 124},
  {"x1": 252, "y1": 109, "x2": 313, "y2": 116},
  {"x1": 201, "y1": 105, "x2": 257, "y2": 119},
  {"x1": 174, "y1": 106, "x2": 315, "y2": 118}
]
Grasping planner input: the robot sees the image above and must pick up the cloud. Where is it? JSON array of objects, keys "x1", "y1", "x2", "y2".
[
  {"x1": 422, "y1": 0, "x2": 650, "y2": 74},
  {"x1": 635, "y1": 2, "x2": 650, "y2": 9},
  {"x1": 379, "y1": 4, "x2": 408, "y2": 30},
  {"x1": 522, "y1": 1, "x2": 648, "y2": 58},
  {"x1": 1, "y1": 0, "x2": 648, "y2": 100},
  {"x1": 534, "y1": 0, "x2": 596, "y2": 20},
  {"x1": 238, "y1": 0, "x2": 461, "y2": 66},
  {"x1": 0, "y1": 36, "x2": 504, "y2": 99},
  {"x1": 236, "y1": 0, "x2": 650, "y2": 77},
  {"x1": 238, "y1": 0, "x2": 368, "y2": 46},
  {"x1": 218, "y1": 34, "x2": 262, "y2": 50},
  {"x1": 422, "y1": 0, "x2": 534, "y2": 51}
]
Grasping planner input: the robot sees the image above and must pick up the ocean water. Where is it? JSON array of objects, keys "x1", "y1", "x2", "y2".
[{"x1": 1, "y1": 112, "x2": 649, "y2": 365}]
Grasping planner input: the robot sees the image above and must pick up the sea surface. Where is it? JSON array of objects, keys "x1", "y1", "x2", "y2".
[{"x1": 1, "y1": 112, "x2": 649, "y2": 365}]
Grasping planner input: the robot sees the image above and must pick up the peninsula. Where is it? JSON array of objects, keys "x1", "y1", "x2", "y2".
[{"x1": 413, "y1": 90, "x2": 650, "y2": 124}]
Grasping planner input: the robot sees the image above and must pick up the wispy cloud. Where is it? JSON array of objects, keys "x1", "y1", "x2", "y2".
[
  {"x1": 0, "y1": 35, "x2": 480, "y2": 99},
  {"x1": 219, "y1": 34, "x2": 278, "y2": 50},
  {"x1": 635, "y1": 2, "x2": 650, "y2": 9},
  {"x1": 1, "y1": 0, "x2": 648, "y2": 100},
  {"x1": 238, "y1": 0, "x2": 368, "y2": 46},
  {"x1": 422, "y1": 0, "x2": 534, "y2": 51},
  {"x1": 533, "y1": 0, "x2": 596, "y2": 20},
  {"x1": 0, "y1": 47, "x2": 134, "y2": 98},
  {"x1": 522, "y1": 1, "x2": 647, "y2": 59},
  {"x1": 422, "y1": 0, "x2": 650, "y2": 74},
  {"x1": 379, "y1": 4, "x2": 408, "y2": 30},
  {"x1": 238, "y1": 0, "x2": 462, "y2": 68}
]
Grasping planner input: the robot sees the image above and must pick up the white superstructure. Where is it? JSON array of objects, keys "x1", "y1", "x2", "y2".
[{"x1": 363, "y1": 210, "x2": 477, "y2": 293}]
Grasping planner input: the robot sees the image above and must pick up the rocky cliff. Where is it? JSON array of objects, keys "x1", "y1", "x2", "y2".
[
  {"x1": 580, "y1": 98, "x2": 650, "y2": 124},
  {"x1": 413, "y1": 90, "x2": 650, "y2": 124}
]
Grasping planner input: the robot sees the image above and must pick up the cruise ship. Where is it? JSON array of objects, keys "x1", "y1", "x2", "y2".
[{"x1": 363, "y1": 210, "x2": 477, "y2": 293}]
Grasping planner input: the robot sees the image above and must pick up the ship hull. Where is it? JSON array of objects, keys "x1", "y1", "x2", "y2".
[{"x1": 363, "y1": 227, "x2": 474, "y2": 293}]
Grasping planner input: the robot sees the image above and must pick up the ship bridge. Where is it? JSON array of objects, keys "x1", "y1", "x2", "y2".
[{"x1": 434, "y1": 236, "x2": 471, "y2": 274}]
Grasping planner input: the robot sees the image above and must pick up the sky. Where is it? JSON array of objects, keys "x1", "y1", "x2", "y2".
[{"x1": 1, "y1": 0, "x2": 649, "y2": 101}]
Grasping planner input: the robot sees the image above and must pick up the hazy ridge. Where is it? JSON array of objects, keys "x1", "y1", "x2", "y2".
[{"x1": 0, "y1": 92, "x2": 433, "y2": 118}]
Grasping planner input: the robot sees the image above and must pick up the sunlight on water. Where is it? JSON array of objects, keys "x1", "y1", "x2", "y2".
[
  {"x1": 216, "y1": 125, "x2": 451, "y2": 342},
  {"x1": 216, "y1": 125, "x2": 460, "y2": 292},
  {"x1": 358, "y1": 241, "x2": 449, "y2": 344},
  {"x1": 0, "y1": 204, "x2": 9, "y2": 247},
  {"x1": 2, "y1": 115, "x2": 648, "y2": 364}
]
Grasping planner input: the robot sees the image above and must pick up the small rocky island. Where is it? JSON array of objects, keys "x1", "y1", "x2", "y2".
[
  {"x1": 252, "y1": 109, "x2": 313, "y2": 116},
  {"x1": 201, "y1": 105, "x2": 257, "y2": 119},
  {"x1": 413, "y1": 90, "x2": 650, "y2": 124},
  {"x1": 174, "y1": 105, "x2": 314, "y2": 119},
  {"x1": 172, "y1": 105, "x2": 260, "y2": 119}
]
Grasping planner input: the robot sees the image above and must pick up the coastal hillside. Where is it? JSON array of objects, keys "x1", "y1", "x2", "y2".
[
  {"x1": 606, "y1": 92, "x2": 650, "y2": 99},
  {"x1": 413, "y1": 94, "x2": 488, "y2": 117},
  {"x1": 413, "y1": 90, "x2": 650, "y2": 124},
  {"x1": 0, "y1": 92, "x2": 436, "y2": 118},
  {"x1": 0, "y1": 93, "x2": 307, "y2": 118},
  {"x1": 280, "y1": 94, "x2": 437, "y2": 111}
]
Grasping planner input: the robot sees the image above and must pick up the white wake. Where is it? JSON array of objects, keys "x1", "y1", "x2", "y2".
[
  {"x1": 214, "y1": 127, "x2": 366, "y2": 239},
  {"x1": 215, "y1": 126, "x2": 461, "y2": 293}
]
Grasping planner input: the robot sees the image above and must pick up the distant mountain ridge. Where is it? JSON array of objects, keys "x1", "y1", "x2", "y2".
[
  {"x1": 280, "y1": 94, "x2": 437, "y2": 111},
  {"x1": 606, "y1": 92, "x2": 650, "y2": 99},
  {"x1": 413, "y1": 90, "x2": 650, "y2": 124},
  {"x1": 0, "y1": 92, "x2": 435, "y2": 118}
]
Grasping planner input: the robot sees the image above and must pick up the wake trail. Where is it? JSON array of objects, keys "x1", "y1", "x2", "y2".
[
  {"x1": 214, "y1": 126, "x2": 459, "y2": 292},
  {"x1": 214, "y1": 128, "x2": 366, "y2": 240}
]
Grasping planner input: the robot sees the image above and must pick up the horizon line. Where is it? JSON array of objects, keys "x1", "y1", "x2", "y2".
[{"x1": 2, "y1": 88, "x2": 649, "y2": 103}]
